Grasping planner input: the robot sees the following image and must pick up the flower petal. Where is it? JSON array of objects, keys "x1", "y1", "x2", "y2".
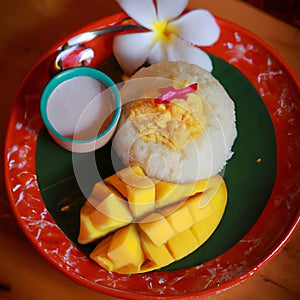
[
  {"x1": 113, "y1": 32, "x2": 155, "y2": 75},
  {"x1": 147, "y1": 41, "x2": 168, "y2": 64},
  {"x1": 165, "y1": 40, "x2": 213, "y2": 72},
  {"x1": 171, "y1": 9, "x2": 220, "y2": 46},
  {"x1": 156, "y1": 0, "x2": 188, "y2": 21},
  {"x1": 116, "y1": 0, "x2": 157, "y2": 29}
]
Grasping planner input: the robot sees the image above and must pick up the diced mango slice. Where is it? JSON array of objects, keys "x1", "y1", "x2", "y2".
[
  {"x1": 186, "y1": 195, "x2": 215, "y2": 223},
  {"x1": 117, "y1": 165, "x2": 152, "y2": 188},
  {"x1": 89, "y1": 181, "x2": 113, "y2": 203},
  {"x1": 107, "y1": 224, "x2": 145, "y2": 273},
  {"x1": 80, "y1": 196, "x2": 96, "y2": 215},
  {"x1": 78, "y1": 191, "x2": 132, "y2": 244},
  {"x1": 139, "y1": 213, "x2": 175, "y2": 246},
  {"x1": 167, "y1": 229, "x2": 199, "y2": 260},
  {"x1": 196, "y1": 174, "x2": 223, "y2": 208},
  {"x1": 155, "y1": 181, "x2": 194, "y2": 208},
  {"x1": 104, "y1": 165, "x2": 151, "y2": 196},
  {"x1": 78, "y1": 201, "x2": 105, "y2": 244},
  {"x1": 155, "y1": 176, "x2": 214, "y2": 208},
  {"x1": 104, "y1": 173, "x2": 128, "y2": 198},
  {"x1": 191, "y1": 219, "x2": 215, "y2": 246},
  {"x1": 85, "y1": 181, "x2": 125, "y2": 210},
  {"x1": 191, "y1": 179, "x2": 227, "y2": 245},
  {"x1": 81, "y1": 165, "x2": 228, "y2": 274},
  {"x1": 89, "y1": 193, "x2": 133, "y2": 229},
  {"x1": 89, "y1": 235, "x2": 114, "y2": 271},
  {"x1": 162, "y1": 205, "x2": 194, "y2": 234},
  {"x1": 140, "y1": 231, "x2": 174, "y2": 272},
  {"x1": 118, "y1": 165, "x2": 155, "y2": 219},
  {"x1": 127, "y1": 185, "x2": 155, "y2": 219}
]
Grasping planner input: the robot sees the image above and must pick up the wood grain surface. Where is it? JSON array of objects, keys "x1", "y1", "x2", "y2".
[{"x1": 0, "y1": 1, "x2": 299, "y2": 299}]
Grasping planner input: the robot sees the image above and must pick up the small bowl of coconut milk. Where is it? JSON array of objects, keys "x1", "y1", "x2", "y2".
[{"x1": 40, "y1": 67, "x2": 121, "y2": 153}]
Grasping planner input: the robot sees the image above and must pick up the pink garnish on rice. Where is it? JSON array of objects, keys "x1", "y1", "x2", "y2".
[{"x1": 154, "y1": 83, "x2": 198, "y2": 104}]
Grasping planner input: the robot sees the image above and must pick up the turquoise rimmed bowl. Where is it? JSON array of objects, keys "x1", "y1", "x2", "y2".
[{"x1": 40, "y1": 67, "x2": 121, "y2": 153}]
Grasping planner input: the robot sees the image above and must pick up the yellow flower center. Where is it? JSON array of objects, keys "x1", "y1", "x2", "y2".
[{"x1": 152, "y1": 20, "x2": 177, "y2": 42}]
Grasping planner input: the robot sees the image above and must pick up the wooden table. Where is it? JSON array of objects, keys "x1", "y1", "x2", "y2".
[{"x1": 0, "y1": 1, "x2": 299, "y2": 299}]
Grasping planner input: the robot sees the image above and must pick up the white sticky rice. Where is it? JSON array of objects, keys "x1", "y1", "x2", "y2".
[{"x1": 112, "y1": 61, "x2": 237, "y2": 183}]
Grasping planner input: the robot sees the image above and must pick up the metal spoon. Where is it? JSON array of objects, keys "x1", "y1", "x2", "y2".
[{"x1": 54, "y1": 22, "x2": 145, "y2": 71}]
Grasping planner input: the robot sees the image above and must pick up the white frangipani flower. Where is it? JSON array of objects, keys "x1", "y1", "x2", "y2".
[{"x1": 113, "y1": 0, "x2": 220, "y2": 75}]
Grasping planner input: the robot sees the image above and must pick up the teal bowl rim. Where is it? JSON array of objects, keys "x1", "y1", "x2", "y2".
[{"x1": 40, "y1": 66, "x2": 121, "y2": 144}]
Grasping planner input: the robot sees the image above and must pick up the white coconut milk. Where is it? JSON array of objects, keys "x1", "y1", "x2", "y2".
[{"x1": 46, "y1": 76, "x2": 115, "y2": 140}]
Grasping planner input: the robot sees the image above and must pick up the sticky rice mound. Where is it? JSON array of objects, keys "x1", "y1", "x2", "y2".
[{"x1": 113, "y1": 61, "x2": 237, "y2": 183}]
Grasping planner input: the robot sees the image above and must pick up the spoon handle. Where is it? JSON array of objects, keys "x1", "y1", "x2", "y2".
[
  {"x1": 54, "y1": 22, "x2": 145, "y2": 71},
  {"x1": 65, "y1": 24, "x2": 144, "y2": 48}
]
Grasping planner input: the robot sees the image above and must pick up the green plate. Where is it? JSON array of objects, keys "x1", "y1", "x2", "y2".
[{"x1": 36, "y1": 55, "x2": 277, "y2": 271}]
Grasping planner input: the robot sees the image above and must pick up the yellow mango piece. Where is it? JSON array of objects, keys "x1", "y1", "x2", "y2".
[
  {"x1": 78, "y1": 190, "x2": 132, "y2": 244},
  {"x1": 162, "y1": 205, "x2": 194, "y2": 234},
  {"x1": 89, "y1": 181, "x2": 113, "y2": 202},
  {"x1": 191, "y1": 219, "x2": 216, "y2": 246},
  {"x1": 140, "y1": 231, "x2": 174, "y2": 272},
  {"x1": 78, "y1": 201, "x2": 105, "y2": 244},
  {"x1": 103, "y1": 165, "x2": 150, "y2": 199},
  {"x1": 117, "y1": 165, "x2": 152, "y2": 188},
  {"x1": 186, "y1": 196, "x2": 215, "y2": 223},
  {"x1": 118, "y1": 165, "x2": 155, "y2": 219},
  {"x1": 104, "y1": 172, "x2": 128, "y2": 198},
  {"x1": 185, "y1": 175, "x2": 223, "y2": 224},
  {"x1": 191, "y1": 179, "x2": 227, "y2": 245},
  {"x1": 89, "y1": 235, "x2": 114, "y2": 271},
  {"x1": 167, "y1": 229, "x2": 199, "y2": 260},
  {"x1": 89, "y1": 193, "x2": 133, "y2": 229},
  {"x1": 80, "y1": 166, "x2": 228, "y2": 274},
  {"x1": 80, "y1": 196, "x2": 95, "y2": 215},
  {"x1": 139, "y1": 213, "x2": 175, "y2": 246},
  {"x1": 127, "y1": 185, "x2": 156, "y2": 219},
  {"x1": 86, "y1": 180, "x2": 125, "y2": 210},
  {"x1": 196, "y1": 174, "x2": 223, "y2": 208},
  {"x1": 155, "y1": 176, "x2": 215, "y2": 209},
  {"x1": 107, "y1": 224, "x2": 145, "y2": 273}
]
